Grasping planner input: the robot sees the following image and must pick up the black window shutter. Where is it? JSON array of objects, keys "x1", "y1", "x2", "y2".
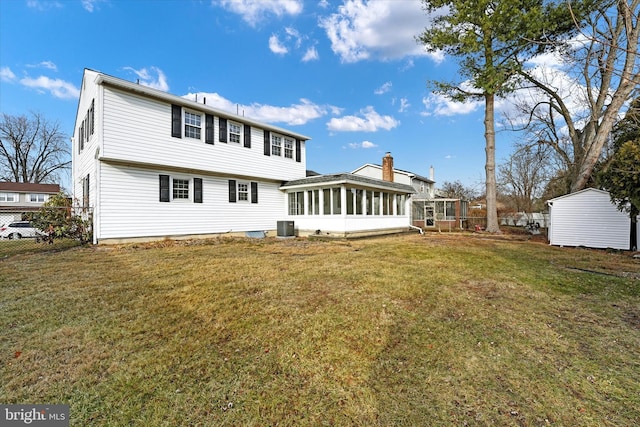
[
  {"x1": 244, "y1": 124, "x2": 251, "y2": 148},
  {"x1": 90, "y1": 99, "x2": 95, "y2": 135},
  {"x1": 159, "y1": 175, "x2": 170, "y2": 202},
  {"x1": 251, "y1": 182, "x2": 258, "y2": 204},
  {"x1": 263, "y1": 130, "x2": 271, "y2": 156},
  {"x1": 219, "y1": 118, "x2": 227, "y2": 143},
  {"x1": 228, "y1": 179, "x2": 236, "y2": 203},
  {"x1": 296, "y1": 139, "x2": 302, "y2": 162},
  {"x1": 205, "y1": 114, "x2": 214, "y2": 144},
  {"x1": 194, "y1": 178, "x2": 203, "y2": 203},
  {"x1": 171, "y1": 105, "x2": 182, "y2": 138}
]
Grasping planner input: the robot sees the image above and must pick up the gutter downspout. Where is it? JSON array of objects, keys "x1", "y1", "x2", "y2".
[{"x1": 409, "y1": 225, "x2": 424, "y2": 235}]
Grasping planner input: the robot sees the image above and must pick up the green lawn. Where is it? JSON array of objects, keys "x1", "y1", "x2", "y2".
[{"x1": 1, "y1": 234, "x2": 639, "y2": 426}]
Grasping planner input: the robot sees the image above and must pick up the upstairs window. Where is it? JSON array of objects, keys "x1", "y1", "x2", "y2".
[
  {"x1": 29, "y1": 194, "x2": 47, "y2": 203},
  {"x1": 0, "y1": 192, "x2": 18, "y2": 202},
  {"x1": 284, "y1": 138, "x2": 294, "y2": 159},
  {"x1": 271, "y1": 134, "x2": 282, "y2": 156},
  {"x1": 184, "y1": 112, "x2": 201, "y2": 139},
  {"x1": 229, "y1": 121, "x2": 242, "y2": 144}
]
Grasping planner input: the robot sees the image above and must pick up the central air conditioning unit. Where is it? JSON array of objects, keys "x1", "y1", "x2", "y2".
[{"x1": 277, "y1": 221, "x2": 295, "y2": 237}]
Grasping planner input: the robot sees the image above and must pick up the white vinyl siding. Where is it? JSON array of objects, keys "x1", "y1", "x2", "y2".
[
  {"x1": 548, "y1": 189, "x2": 630, "y2": 250},
  {"x1": 96, "y1": 163, "x2": 284, "y2": 240},
  {"x1": 101, "y1": 88, "x2": 306, "y2": 181},
  {"x1": 72, "y1": 69, "x2": 101, "y2": 213}
]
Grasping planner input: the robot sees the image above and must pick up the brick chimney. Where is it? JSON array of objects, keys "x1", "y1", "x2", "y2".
[{"x1": 382, "y1": 152, "x2": 394, "y2": 182}]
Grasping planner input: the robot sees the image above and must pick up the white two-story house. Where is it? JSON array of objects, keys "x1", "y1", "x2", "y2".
[{"x1": 73, "y1": 69, "x2": 415, "y2": 243}]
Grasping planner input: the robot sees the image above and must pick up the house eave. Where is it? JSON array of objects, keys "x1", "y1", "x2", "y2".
[
  {"x1": 94, "y1": 72, "x2": 312, "y2": 142},
  {"x1": 281, "y1": 173, "x2": 416, "y2": 193}
]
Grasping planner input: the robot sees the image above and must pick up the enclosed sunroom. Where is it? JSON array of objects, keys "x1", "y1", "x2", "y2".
[{"x1": 280, "y1": 173, "x2": 415, "y2": 237}]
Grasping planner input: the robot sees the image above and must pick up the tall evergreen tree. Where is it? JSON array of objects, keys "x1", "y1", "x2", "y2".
[{"x1": 417, "y1": 0, "x2": 590, "y2": 232}]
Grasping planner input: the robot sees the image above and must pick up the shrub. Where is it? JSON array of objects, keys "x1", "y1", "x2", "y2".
[{"x1": 28, "y1": 193, "x2": 92, "y2": 244}]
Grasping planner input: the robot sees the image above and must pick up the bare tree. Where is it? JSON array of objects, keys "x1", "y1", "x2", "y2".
[
  {"x1": 498, "y1": 144, "x2": 554, "y2": 212},
  {"x1": 514, "y1": 0, "x2": 640, "y2": 192},
  {"x1": 439, "y1": 180, "x2": 477, "y2": 201},
  {"x1": 0, "y1": 112, "x2": 70, "y2": 183}
]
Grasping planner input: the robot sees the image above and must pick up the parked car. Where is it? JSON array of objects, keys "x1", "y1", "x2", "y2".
[{"x1": 0, "y1": 221, "x2": 46, "y2": 239}]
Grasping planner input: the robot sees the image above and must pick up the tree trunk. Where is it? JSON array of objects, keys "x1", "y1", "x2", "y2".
[{"x1": 485, "y1": 94, "x2": 500, "y2": 233}]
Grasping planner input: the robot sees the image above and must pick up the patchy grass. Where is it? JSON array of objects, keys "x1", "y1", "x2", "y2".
[
  {"x1": 1, "y1": 234, "x2": 639, "y2": 426},
  {"x1": 0, "y1": 238, "x2": 81, "y2": 259}
]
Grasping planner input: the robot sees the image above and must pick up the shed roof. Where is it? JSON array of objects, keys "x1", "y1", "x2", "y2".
[{"x1": 546, "y1": 187, "x2": 610, "y2": 204}]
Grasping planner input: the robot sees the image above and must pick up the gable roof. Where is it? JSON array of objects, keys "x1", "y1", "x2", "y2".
[
  {"x1": 351, "y1": 163, "x2": 435, "y2": 184},
  {"x1": 88, "y1": 69, "x2": 311, "y2": 142},
  {"x1": 546, "y1": 187, "x2": 610, "y2": 203},
  {"x1": 281, "y1": 173, "x2": 416, "y2": 193},
  {"x1": 0, "y1": 182, "x2": 60, "y2": 193}
]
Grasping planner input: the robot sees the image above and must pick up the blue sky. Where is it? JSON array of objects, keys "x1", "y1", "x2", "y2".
[{"x1": 0, "y1": 0, "x2": 524, "y2": 192}]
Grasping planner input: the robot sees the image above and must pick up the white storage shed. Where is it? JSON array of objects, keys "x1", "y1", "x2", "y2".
[{"x1": 547, "y1": 188, "x2": 631, "y2": 250}]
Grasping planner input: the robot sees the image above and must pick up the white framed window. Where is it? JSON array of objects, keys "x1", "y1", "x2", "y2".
[
  {"x1": 0, "y1": 192, "x2": 18, "y2": 202},
  {"x1": 288, "y1": 191, "x2": 304, "y2": 215},
  {"x1": 271, "y1": 134, "x2": 282, "y2": 156},
  {"x1": 29, "y1": 194, "x2": 48, "y2": 203},
  {"x1": 229, "y1": 121, "x2": 242, "y2": 144},
  {"x1": 184, "y1": 111, "x2": 202, "y2": 139},
  {"x1": 238, "y1": 183, "x2": 249, "y2": 201},
  {"x1": 172, "y1": 178, "x2": 190, "y2": 200},
  {"x1": 284, "y1": 138, "x2": 294, "y2": 159},
  {"x1": 161, "y1": 175, "x2": 202, "y2": 203}
]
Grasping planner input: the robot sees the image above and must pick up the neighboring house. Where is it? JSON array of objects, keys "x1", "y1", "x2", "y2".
[
  {"x1": 352, "y1": 154, "x2": 468, "y2": 230},
  {"x1": 72, "y1": 69, "x2": 415, "y2": 243},
  {"x1": 0, "y1": 182, "x2": 60, "y2": 225},
  {"x1": 547, "y1": 188, "x2": 635, "y2": 250},
  {"x1": 352, "y1": 153, "x2": 436, "y2": 199}
]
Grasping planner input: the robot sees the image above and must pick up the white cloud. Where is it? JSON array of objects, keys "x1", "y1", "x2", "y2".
[
  {"x1": 27, "y1": 61, "x2": 58, "y2": 71},
  {"x1": 398, "y1": 97, "x2": 410, "y2": 113},
  {"x1": 348, "y1": 140, "x2": 378, "y2": 149},
  {"x1": 123, "y1": 66, "x2": 169, "y2": 91},
  {"x1": 269, "y1": 35, "x2": 288, "y2": 55},
  {"x1": 285, "y1": 27, "x2": 302, "y2": 48},
  {"x1": 26, "y1": 1, "x2": 62, "y2": 11},
  {"x1": 421, "y1": 93, "x2": 483, "y2": 117},
  {"x1": 400, "y1": 59, "x2": 415, "y2": 72},
  {"x1": 270, "y1": 26, "x2": 319, "y2": 61},
  {"x1": 1, "y1": 67, "x2": 16, "y2": 82},
  {"x1": 184, "y1": 92, "x2": 329, "y2": 126},
  {"x1": 319, "y1": 0, "x2": 444, "y2": 63},
  {"x1": 19, "y1": 76, "x2": 80, "y2": 99},
  {"x1": 81, "y1": 0, "x2": 104, "y2": 12},
  {"x1": 318, "y1": 0, "x2": 330, "y2": 8},
  {"x1": 302, "y1": 46, "x2": 319, "y2": 62},
  {"x1": 216, "y1": 0, "x2": 303, "y2": 26},
  {"x1": 374, "y1": 81, "x2": 392, "y2": 95},
  {"x1": 327, "y1": 106, "x2": 399, "y2": 132}
]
